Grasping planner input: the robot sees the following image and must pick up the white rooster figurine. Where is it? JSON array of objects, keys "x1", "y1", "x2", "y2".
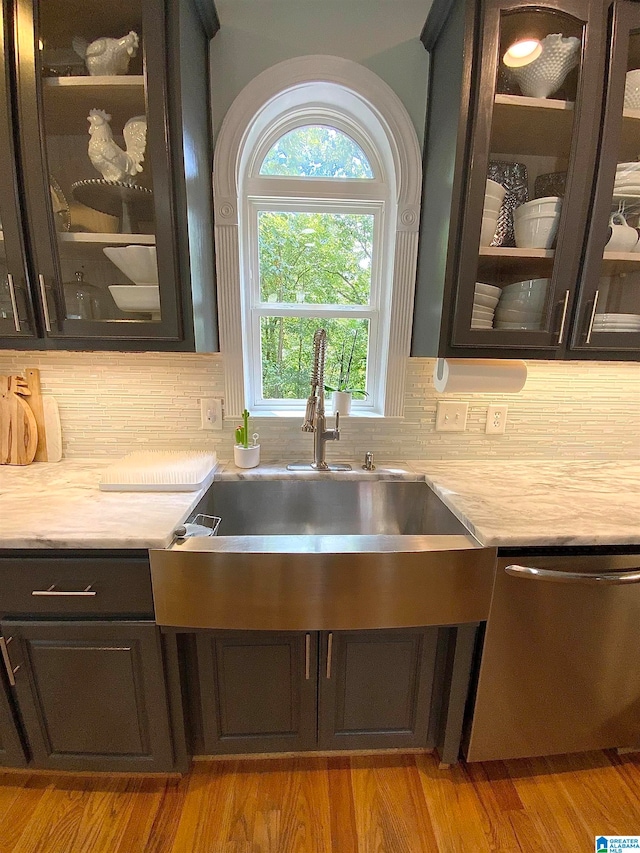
[
  {"x1": 73, "y1": 31, "x2": 139, "y2": 77},
  {"x1": 87, "y1": 110, "x2": 147, "y2": 184}
]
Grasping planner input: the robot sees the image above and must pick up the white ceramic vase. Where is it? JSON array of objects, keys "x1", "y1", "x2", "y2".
[
  {"x1": 233, "y1": 444, "x2": 260, "y2": 468},
  {"x1": 332, "y1": 391, "x2": 352, "y2": 416}
]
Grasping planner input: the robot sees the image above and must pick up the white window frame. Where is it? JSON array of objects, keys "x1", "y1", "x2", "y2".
[{"x1": 213, "y1": 56, "x2": 422, "y2": 418}]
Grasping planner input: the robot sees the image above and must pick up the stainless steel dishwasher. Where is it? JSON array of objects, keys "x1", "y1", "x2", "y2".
[{"x1": 466, "y1": 551, "x2": 640, "y2": 762}]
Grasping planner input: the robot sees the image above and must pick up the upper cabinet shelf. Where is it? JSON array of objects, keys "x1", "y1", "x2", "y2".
[
  {"x1": 43, "y1": 76, "x2": 146, "y2": 137},
  {"x1": 491, "y1": 94, "x2": 574, "y2": 157}
]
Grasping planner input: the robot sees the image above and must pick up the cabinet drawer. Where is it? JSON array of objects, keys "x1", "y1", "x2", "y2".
[{"x1": 0, "y1": 554, "x2": 154, "y2": 617}]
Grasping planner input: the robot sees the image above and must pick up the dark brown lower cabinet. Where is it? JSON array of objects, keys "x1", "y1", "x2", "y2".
[
  {"x1": 197, "y1": 631, "x2": 318, "y2": 754},
  {"x1": 318, "y1": 629, "x2": 438, "y2": 750},
  {"x1": 2, "y1": 620, "x2": 175, "y2": 772},
  {"x1": 0, "y1": 669, "x2": 26, "y2": 767},
  {"x1": 196, "y1": 628, "x2": 442, "y2": 755}
]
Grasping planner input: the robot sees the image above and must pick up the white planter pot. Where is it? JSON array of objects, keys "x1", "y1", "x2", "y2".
[
  {"x1": 332, "y1": 390, "x2": 352, "y2": 416},
  {"x1": 233, "y1": 444, "x2": 260, "y2": 468}
]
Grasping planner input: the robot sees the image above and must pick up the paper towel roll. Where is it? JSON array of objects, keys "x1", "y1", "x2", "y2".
[{"x1": 433, "y1": 359, "x2": 527, "y2": 393}]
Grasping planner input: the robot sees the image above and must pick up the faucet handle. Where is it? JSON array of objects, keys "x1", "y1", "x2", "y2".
[
  {"x1": 362, "y1": 450, "x2": 376, "y2": 471},
  {"x1": 334, "y1": 411, "x2": 340, "y2": 433}
]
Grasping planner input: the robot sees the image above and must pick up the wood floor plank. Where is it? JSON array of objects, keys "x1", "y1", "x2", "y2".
[
  {"x1": 415, "y1": 752, "x2": 492, "y2": 853},
  {"x1": 9, "y1": 776, "x2": 90, "y2": 853},
  {"x1": 0, "y1": 751, "x2": 639, "y2": 853},
  {"x1": 350, "y1": 754, "x2": 438, "y2": 853},
  {"x1": 113, "y1": 777, "x2": 168, "y2": 853},
  {"x1": 506, "y1": 757, "x2": 589, "y2": 852},
  {"x1": 542, "y1": 751, "x2": 640, "y2": 837}
]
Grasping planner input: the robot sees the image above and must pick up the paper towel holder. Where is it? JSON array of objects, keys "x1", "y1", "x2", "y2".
[{"x1": 434, "y1": 358, "x2": 527, "y2": 393}]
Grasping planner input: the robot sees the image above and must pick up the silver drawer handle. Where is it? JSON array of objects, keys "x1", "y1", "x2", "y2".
[
  {"x1": 585, "y1": 289, "x2": 600, "y2": 344},
  {"x1": 32, "y1": 584, "x2": 96, "y2": 597},
  {"x1": 557, "y1": 290, "x2": 570, "y2": 344},
  {"x1": 7, "y1": 275, "x2": 20, "y2": 332},
  {"x1": 505, "y1": 564, "x2": 640, "y2": 585},
  {"x1": 326, "y1": 632, "x2": 333, "y2": 679},
  {"x1": 0, "y1": 637, "x2": 16, "y2": 686},
  {"x1": 38, "y1": 274, "x2": 52, "y2": 332},
  {"x1": 305, "y1": 633, "x2": 310, "y2": 680}
]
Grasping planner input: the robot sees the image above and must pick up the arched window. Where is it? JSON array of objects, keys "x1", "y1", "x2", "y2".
[{"x1": 214, "y1": 57, "x2": 422, "y2": 417}]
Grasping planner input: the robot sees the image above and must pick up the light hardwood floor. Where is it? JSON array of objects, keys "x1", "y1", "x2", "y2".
[{"x1": 0, "y1": 750, "x2": 639, "y2": 852}]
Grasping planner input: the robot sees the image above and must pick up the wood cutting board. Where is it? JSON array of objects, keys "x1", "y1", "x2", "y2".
[
  {"x1": 24, "y1": 368, "x2": 62, "y2": 462},
  {"x1": 0, "y1": 375, "x2": 38, "y2": 465}
]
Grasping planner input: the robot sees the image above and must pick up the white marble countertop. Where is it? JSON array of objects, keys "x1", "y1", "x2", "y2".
[
  {"x1": 0, "y1": 460, "x2": 210, "y2": 549},
  {"x1": 1, "y1": 457, "x2": 639, "y2": 550},
  {"x1": 412, "y1": 459, "x2": 640, "y2": 548}
]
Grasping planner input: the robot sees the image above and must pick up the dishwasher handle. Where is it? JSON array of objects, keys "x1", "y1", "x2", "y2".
[{"x1": 505, "y1": 564, "x2": 640, "y2": 585}]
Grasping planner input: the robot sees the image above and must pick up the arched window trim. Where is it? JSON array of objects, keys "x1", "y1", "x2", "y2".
[{"x1": 214, "y1": 56, "x2": 422, "y2": 418}]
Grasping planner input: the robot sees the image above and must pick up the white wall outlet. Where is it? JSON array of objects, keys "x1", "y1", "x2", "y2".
[
  {"x1": 486, "y1": 403, "x2": 508, "y2": 434},
  {"x1": 435, "y1": 401, "x2": 468, "y2": 432},
  {"x1": 201, "y1": 397, "x2": 223, "y2": 431}
]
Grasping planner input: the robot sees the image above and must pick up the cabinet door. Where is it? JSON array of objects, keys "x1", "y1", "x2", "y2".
[
  {"x1": 318, "y1": 628, "x2": 438, "y2": 750},
  {"x1": 0, "y1": 646, "x2": 27, "y2": 767},
  {"x1": 419, "y1": 0, "x2": 607, "y2": 358},
  {"x1": 0, "y1": 0, "x2": 37, "y2": 342},
  {"x1": 12, "y1": 0, "x2": 184, "y2": 344},
  {"x1": 197, "y1": 631, "x2": 318, "y2": 754},
  {"x1": 3, "y1": 620, "x2": 175, "y2": 771},
  {"x1": 570, "y1": 1, "x2": 640, "y2": 356}
]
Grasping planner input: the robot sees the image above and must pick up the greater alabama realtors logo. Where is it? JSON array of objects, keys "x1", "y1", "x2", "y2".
[{"x1": 596, "y1": 838, "x2": 640, "y2": 851}]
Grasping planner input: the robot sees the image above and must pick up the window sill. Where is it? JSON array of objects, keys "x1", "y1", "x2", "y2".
[{"x1": 250, "y1": 408, "x2": 402, "y2": 421}]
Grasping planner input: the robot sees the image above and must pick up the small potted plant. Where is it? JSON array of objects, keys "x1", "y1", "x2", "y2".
[
  {"x1": 234, "y1": 408, "x2": 260, "y2": 468},
  {"x1": 325, "y1": 331, "x2": 367, "y2": 416}
]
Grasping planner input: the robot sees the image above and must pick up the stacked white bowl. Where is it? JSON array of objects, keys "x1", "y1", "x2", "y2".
[
  {"x1": 513, "y1": 197, "x2": 562, "y2": 249},
  {"x1": 613, "y1": 162, "x2": 640, "y2": 196},
  {"x1": 494, "y1": 278, "x2": 549, "y2": 330},
  {"x1": 472, "y1": 282, "x2": 501, "y2": 329},
  {"x1": 593, "y1": 313, "x2": 640, "y2": 333},
  {"x1": 481, "y1": 179, "x2": 506, "y2": 247}
]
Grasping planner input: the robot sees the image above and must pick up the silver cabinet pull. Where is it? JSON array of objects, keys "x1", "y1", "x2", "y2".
[
  {"x1": 326, "y1": 632, "x2": 333, "y2": 679},
  {"x1": 7, "y1": 275, "x2": 20, "y2": 332},
  {"x1": 32, "y1": 584, "x2": 96, "y2": 597},
  {"x1": 505, "y1": 564, "x2": 640, "y2": 585},
  {"x1": 557, "y1": 290, "x2": 570, "y2": 344},
  {"x1": 38, "y1": 274, "x2": 52, "y2": 332},
  {"x1": 305, "y1": 633, "x2": 310, "y2": 680},
  {"x1": 0, "y1": 637, "x2": 16, "y2": 686},
  {"x1": 585, "y1": 289, "x2": 600, "y2": 344}
]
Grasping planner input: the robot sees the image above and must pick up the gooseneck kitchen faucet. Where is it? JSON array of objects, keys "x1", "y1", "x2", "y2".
[{"x1": 287, "y1": 328, "x2": 352, "y2": 471}]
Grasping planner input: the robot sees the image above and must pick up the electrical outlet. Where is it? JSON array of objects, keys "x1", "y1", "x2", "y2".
[
  {"x1": 486, "y1": 403, "x2": 508, "y2": 434},
  {"x1": 435, "y1": 401, "x2": 468, "y2": 432},
  {"x1": 201, "y1": 397, "x2": 223, "y2": 431}
]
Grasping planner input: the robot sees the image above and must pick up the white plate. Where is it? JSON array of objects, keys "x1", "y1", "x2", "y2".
[
  {"x1": 594, "y1": 321, "x2": 640, "y2": 328},
  {"x1": 594, "y1": 326, "x2": 640, "y2": 333},
  {"x1": 473, "y1": 306, "x2": 495, "y2": 316},
  {"x1": 474, "y1": 282, "x2": 501, "y2": 297},
  {"x1": 594, "y1": 313, "x2": 640, "y2": 321},
  {"x1": 616, "y1": 162, "x2": 640, "y2": 172}
]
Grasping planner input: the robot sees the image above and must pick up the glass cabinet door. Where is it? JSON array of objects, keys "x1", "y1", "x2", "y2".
[
  {"x1": 13, "y1": 0, "x2": 181, "y2": 341},
  {"x1": 450, "y1": 0, "x2": 604, "y2": 354},
  {"x1": 571, "y1": 1, "x2": 640, "y2": 354},
  {"x1": 0, "y1": 0, "x2": 35, "y2": 339}
]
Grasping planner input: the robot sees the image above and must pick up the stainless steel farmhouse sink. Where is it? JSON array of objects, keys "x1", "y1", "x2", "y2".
[{"x1": 150, "y1": 479, "x2": 497, "y2": 632}]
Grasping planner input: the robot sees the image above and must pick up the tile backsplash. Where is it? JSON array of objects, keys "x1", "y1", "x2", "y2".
[{"x1": 0, "y1": 351, "x2": 639, "y2": 461}]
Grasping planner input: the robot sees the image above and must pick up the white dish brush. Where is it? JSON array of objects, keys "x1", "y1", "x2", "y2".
[{"x1": 99, "y1": 450, "x2": 218, "y2": 492}]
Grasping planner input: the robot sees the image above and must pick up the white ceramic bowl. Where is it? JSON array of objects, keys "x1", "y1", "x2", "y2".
[
  {"x1": 507, "y1": 34, "x2": 580, "y2": 99},
  {"x1": 475, "y1": 282, "x2": 501, "y2": 297},
  {"x1": 486, "y1": 179, "x2": 506, "y2": 203},
  {"x1": 514, "y1": 211, "x2": 561, "y2": 249},
  {"x1": 514, "y1": 197, "x2": 562, "y2": 218},
  {"x1": 103, "y1": 246, "x2": 158, "y2": 285},
  {"x1": 495, "y1": 307, "x2": 543, "y2": 322},
  {"x1": 474, "y1": 293, "x2": 500, "y2": 309},
  {"x1": 483, "y1": 197, "x2": 502, "y2": 216},
  {"x1": 502, "y1": 278, "x2": 549, "y2": 294},
  {"x1": 108, "y1": 285, "x2": 161, "y2": 317},
  {"x1": 625, "y1": 70, "x2": 640, "y2": 110},
  {"x1": 473, "y1": 310, "x2": 495, "y2": 321},
  {"x1": 471, "y1": 321, "x2": 493, "y2": 329},
  {"x1": 480, "y1": 214, "x2": 499, "y2": 247}
]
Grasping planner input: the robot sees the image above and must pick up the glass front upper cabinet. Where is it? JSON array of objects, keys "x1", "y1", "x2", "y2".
[
  {"x1": 13, "y1": 0, "x2": 181, "y2": 340},
  {"x1": 571, "y1": 1, "x2": 640, "y2": 354},
  {"x1": 450, "y1": 0, "x2": 604, "y2": 353},
  {"x1": 0, "y1": 0, "x2": 34, "y2": 339}
]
